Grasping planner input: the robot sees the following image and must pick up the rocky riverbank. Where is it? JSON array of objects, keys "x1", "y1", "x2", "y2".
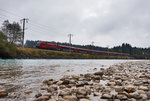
[
  {"x1": 1, "y1": 61, "x2": 150, "y2": 101},
  {"x1": 31, "y1": 61, "x2": 150, "y2": 101}
]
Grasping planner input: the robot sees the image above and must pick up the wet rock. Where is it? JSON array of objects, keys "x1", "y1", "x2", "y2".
[
  {"x1": 8, "y1": 92, "x2": 17, "y2": 98},
  {"x1": 56, "y1": 81, "x2": 63, "y2": 85},
  {"x1": 84, "y1": 73, "x2": 92, "y2": 78},
  {"x1": 59, "y1": 88, "x2": 71, "y2": 96},
  {"x1": 47, "y1": 81, "x2": 53, "y2": 85},
  {"x1": 62, "y1": 79, "x2": 70, "y2": 85},
  {"x1": 133, "y1": 81, "x2": 142, "y2": 86},
  {"x1": 66, "y1": 84, "x2": 75, "y2": 88},
  {"x1": 69, "y1": 80, "x2": 76, "y2": 84},
  {"x1": 102, "y1": 87, "x2": 111, "y2": 93},
  {"x1": 136, "y1": 90, "x2": 145, "y2": 94},
  {"x1": 93, "y1": 92, "x2": 100, "y2": 96},
  {"x1": 24, "y1": 90, "x2": 32, "y2": 94},
  {"x1": 116, "y1": 94, "x2": 128, "y2": 100},
  {"x1": 99, "y1": 99, "x2": 109, "y2": 101},
  {"x1": 47, "y1": 87, "x2": 55, "y2": 92},
  {"x1": 139, "y1": 74, "x2": 147, "y2": 78},
  {"x1": 76, "y1": 81, "x2": 88, "y2": 87},
  {"x1": 84, "y1": 86, "x2": 91, "y2": 95},
  {"x1": 114, "y1": 86, "x2": 124, "y2": 92},
  {"x1": 114, "y1": 80, "x2": 122, "y2": 86},
  {"x1": 20, "y1": 93, "x2": 26, "y2": 98},
  {"x1": 76, "y1": 94, "x2": 85, "y2": 99},
  {"x1": 138, "y1": 86, "x2": 149, "y2": 91},
  {"x1": 43, "y1": 80, "x2": 49, "y2": 84},
  {"x1": 43, "y1": 93, "x2": 51, "y2": 97},
  {"x1": 77, "y1": 87, "x2": 87, "y2": 96},
  {"x1": 128, "y1": 92, "x2": 142, "y2": 99},
  {"x1": 101, "y1": 93, "x2": 112, "y2": 99},
  {"x1": 52, "y1": 80, "x2": 58, "y2": 84},
  {"x1": 124, "y1": 85, "x2": 136, "y2": 93},
  {"x1": 79, "y1": 98, "x2": 90, "y2": 101},
  {"x1": 147, "y1": 92, "x2": 150, "y2": 99},
  {"x1": 79, "y1": 77, "x2": 86, "y2": 81},
  {"x1": 114, "y1": 99, "x2": 120, "y2": 101},
  {"x1": 48, "y1": 99, "x2": 56, "y2": 101},
  {"x1": 114, "y1": 76, "x2": 122, "y2": 80},
  {"x1": 64, "y1": 95, "x2": 77, "y2": 101},
  {"x1": 107, "y1": 82, "x2": 116, "y2": 86},
  {"x1": 0, "y1": 89, "x2": 8, "y2": 98},
  {"x1": 140, "y1": 94, "x2": 147, "y2": 100},
  {"x1": 61, "y1": 75, "x2": 70, "y2": 80},
  {"x1": 35, "y1": 93, "x2": 42, "y2": 98},
  {"x1": 72, "y1": 75, "x2": 80, "y2": 80},
  {"x1": 129, "y1": 98, "x2": 137, "y2": 101},
  {"x1": 48, "y1": 79, "x2": 54, "y2": 81},
  {"x1": 33, "y1": 96, "x2": 49, "y2": 101},
  {"x1": 142, "y1": 80, "x2": 149, "y2": 84},
  {"x1": 94, "y1": 71, "x2": 103, "y2": 76},
  {"x1": 94, "y1": 80, "x2": 100, "y2": 83},
  {"x1": 41, "y1": 86, "x2": 48, "y2": 90},
  {"x1": 93, "y1": 75, "x2": 101, "y2": 80},
  {"x1": 59, "y1": 85, "x2": 66, "y2": 89}
]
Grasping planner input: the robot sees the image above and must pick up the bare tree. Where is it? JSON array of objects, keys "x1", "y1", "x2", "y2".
[{"x1": 1, "y1": 20, "x2": 22, "y2": 45}]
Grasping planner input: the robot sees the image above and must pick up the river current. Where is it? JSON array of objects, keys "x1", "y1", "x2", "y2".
[{"x1": 0, "y1": 59, "x2": 145, "y2": 101}]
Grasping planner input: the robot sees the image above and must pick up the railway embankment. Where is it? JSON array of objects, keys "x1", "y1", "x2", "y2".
[
  {"x1": 31, "y1": 61, "x2": 150, "y2": 101},
  {"x1": 15, "y1": 47, "x2": 132, "y2": 59}
]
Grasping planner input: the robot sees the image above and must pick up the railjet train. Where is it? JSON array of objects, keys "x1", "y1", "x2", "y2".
[{"x1": 36, "y1": 42, "x2": 129, "y2": 56}]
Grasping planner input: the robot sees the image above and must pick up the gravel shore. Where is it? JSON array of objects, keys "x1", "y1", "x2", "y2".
[{"x1": 1, "y1": 61, "x2": 150, "y2": 101}]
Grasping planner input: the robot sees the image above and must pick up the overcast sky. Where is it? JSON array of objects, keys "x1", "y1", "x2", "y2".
[{"x1": 0, "y1": 0, "x2": 150, "y2": 47}]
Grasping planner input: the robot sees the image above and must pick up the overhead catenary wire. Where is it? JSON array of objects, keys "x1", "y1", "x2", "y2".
[
  {"x1": 0, "y1": 8, "x2": 59, "y2": 33},
  {"x1": 0, "y1": 8, "x2": 70, "y2": 44}
]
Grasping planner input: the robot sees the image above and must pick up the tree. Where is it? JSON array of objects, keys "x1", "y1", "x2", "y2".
[
  {"x1": 1, "y1": 20, "x2": 22, "y2": 45},
  {"x1": 0, "y1": 31, "x2": 17, "y2": 58},
  {"x1": 122, "y1": 43, "x2": 133, "y2": 55},
  {"x1": 0, "y1": 31, "x2": 7, "y2": 41}
]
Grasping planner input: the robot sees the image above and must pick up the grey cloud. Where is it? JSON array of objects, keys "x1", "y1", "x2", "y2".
[{"x1": 0, "y1": 0, "x2": 150, "y2": 47}]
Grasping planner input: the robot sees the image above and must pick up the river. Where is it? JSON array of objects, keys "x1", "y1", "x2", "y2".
[{"x1": 0, "y1": 59, "x2": 146, "y2": 101}]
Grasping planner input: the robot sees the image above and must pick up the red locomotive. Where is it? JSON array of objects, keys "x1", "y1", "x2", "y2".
[{"x1": 36, "y1": 42, "x2": 129, "y2": 56}]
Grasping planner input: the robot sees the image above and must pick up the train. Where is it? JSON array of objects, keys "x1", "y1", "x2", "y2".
[{"x1": 36, "y1": 42, "x2": 130, "y2": 56}]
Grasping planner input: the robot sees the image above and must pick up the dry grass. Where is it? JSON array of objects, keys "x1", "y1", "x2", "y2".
[{"x1": 17, "y1": 47, "x2": 132, "y2": 59}]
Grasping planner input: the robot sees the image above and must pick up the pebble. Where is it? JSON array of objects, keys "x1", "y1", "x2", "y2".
[
  {"x1": 79, "y1": 98, "x2": 90, "y2": 101},
  {"x1": 47, "y1": 99, "x2": 56, "y2": 101},
  {"x1": 63, "y1": 95, "x2": 77, "y2": 101},
  {"x1": 35, "y1": 93, "x2": 42, "y2": 98},
  {"x1": 24, "y1": 90, "x2": 32, "y2": 94},
  {"x1": 33, "y1": 96, "x2": 49, "y2": 101},
  {"x1": 32, "y1": 61, "x2": 150, "y2": 101},
  {"x1": 101, "y1": 93, "x2": 112, "y2": 99}
]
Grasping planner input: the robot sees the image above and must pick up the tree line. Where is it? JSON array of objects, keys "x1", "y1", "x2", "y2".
[{"x1": 0, "y1": 20, "x2": 22, "y2": 58}]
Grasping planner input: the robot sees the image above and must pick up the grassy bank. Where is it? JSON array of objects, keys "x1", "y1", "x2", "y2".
[{"x1": 16, "y1": 47, "x2": 132, "y2": 59}]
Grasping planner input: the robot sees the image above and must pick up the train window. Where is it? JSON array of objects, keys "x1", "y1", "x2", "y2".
[{"x1": 37, "y1": 42, "x2": 40, "y2": 44}]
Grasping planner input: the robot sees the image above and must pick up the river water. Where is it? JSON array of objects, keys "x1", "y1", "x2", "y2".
[{"x1": 0, "y1": 59, "x2": 146, "y2": 101}]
